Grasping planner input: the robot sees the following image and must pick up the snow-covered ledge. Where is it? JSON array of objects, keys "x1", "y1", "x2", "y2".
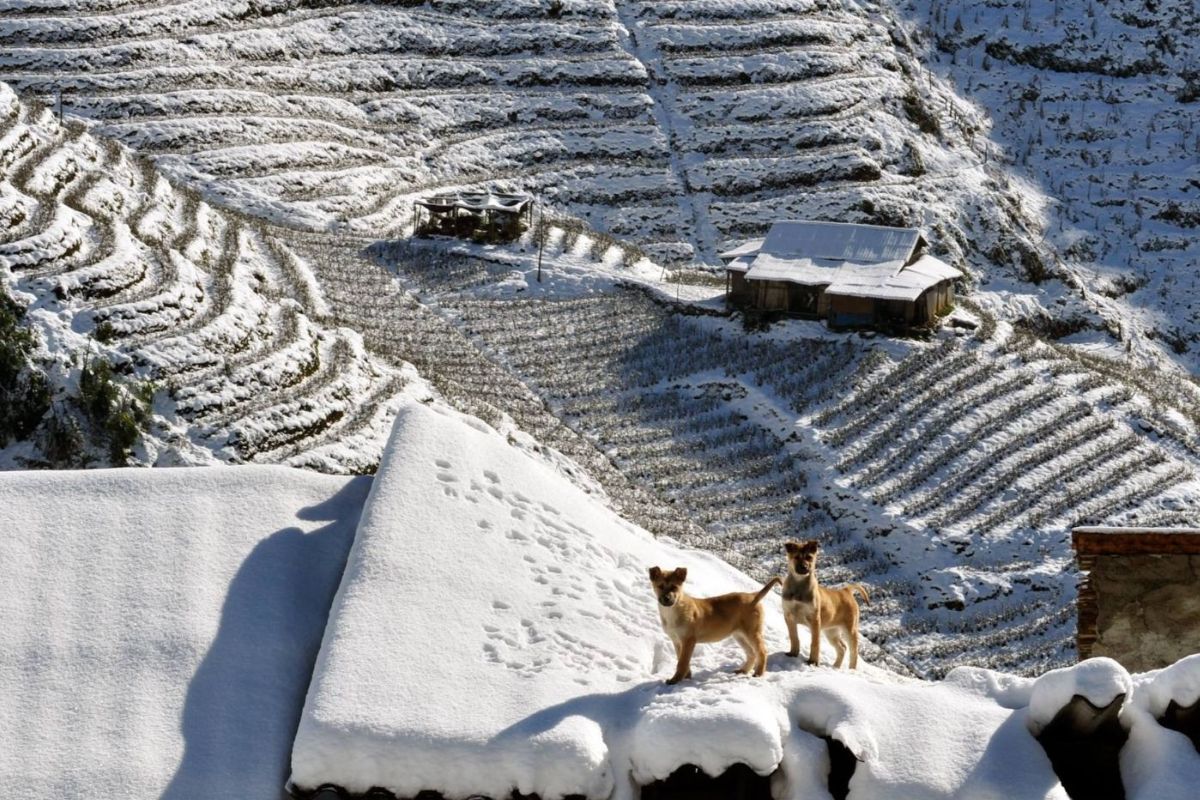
[{"x1": 290, "y1": 402, "x2": 1200, "y2": 800}]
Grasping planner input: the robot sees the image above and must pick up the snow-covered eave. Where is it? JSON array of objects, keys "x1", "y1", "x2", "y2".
[{"x1": 718, "y1": 237, "x2": 765, "y2": 262}]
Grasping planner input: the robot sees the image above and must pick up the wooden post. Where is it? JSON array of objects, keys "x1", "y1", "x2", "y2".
[{"x1": 537, "y1": 196, "x2": 545, "y2": 283}]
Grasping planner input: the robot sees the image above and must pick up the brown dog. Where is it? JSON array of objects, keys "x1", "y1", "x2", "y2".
[
  {"x1": 648, "y1": 566, "x2": 782, "y2": 684},
  {"x1": 781, "y1": 540, "x2": 869, "y2": 669}
]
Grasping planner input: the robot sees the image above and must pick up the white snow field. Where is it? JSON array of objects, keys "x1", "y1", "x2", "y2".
[
  {"x1": 907, "y1": 0, "x2": 1200, "y2": 373},
  {"x1": 292, "y1": 400, "x2": 1199, "y2": 800},
  {"x1": 0, "y1": 464, "x2": 371, "y2": 799},
  {"x1": 0, "y1": 82, "x2": 406, "y2": 472}
]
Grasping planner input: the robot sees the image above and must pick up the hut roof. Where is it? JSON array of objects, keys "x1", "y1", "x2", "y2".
[
  {"x1": 761, "y1": 220, "x2": 923, "y2": 264},
  {"x1": 415, "y1": 190, "x2": 532, "y2": 214},
  {"x1": 825, "y1": 255, "x2": 961, "y2": 302},
  {"x1": 717, "y1": 237, "x2": 765, "y2": 262},
  {"x1": 729, "y1": 220, "x2": 959, "y2": 299}
]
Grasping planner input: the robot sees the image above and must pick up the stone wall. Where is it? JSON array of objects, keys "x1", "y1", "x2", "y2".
[{"x1": 1086, "y1": 554, "x2": 1200, "y2": 672}]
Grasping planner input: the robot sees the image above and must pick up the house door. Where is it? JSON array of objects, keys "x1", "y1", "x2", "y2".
[{"x1": 787, "y1": 284, "x2": 817, "y2": 315}]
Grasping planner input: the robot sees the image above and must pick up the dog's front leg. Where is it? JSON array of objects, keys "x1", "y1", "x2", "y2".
[
  {"x1": 666, "y1": 637, "x2": 696, "y2": 685},
  {"x1": 785, "y1": 609, "x2": 800, "y2": 657},
  {"x1": 807, "y1": 615, "x2": 821, "y2": 667}
]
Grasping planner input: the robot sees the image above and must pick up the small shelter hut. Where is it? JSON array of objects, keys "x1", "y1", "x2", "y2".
[
  {"x1": 415, "y1": 190, "x2": 533, "y2": 240},
  {"x1": 719, "y1": 221, "x2": 960, "y2": 328}
]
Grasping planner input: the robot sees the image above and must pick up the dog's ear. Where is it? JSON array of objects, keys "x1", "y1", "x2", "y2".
[
  {"x1": 649, "y1": 566, "x2": 662, "y2": 580},
  {"x1": 803, "y1": 540, "x2": 819, "y2": 552},
  {"x1": 784, "y1": 541, "x2": 801, "y2": 554},
  {"x1": 673, "y1": 567, "x2": 688, "y2": 583}
]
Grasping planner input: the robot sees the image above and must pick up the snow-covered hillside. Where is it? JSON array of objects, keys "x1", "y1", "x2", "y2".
[
  {"x1": 0, "y1": 83, "x2": 405, "y2": 470},
  {"x1": 2, "y1": 0, "x2": 1198, "y2": 679},
  {"x1": 0, "y1": 464, "x2": 370, "y2": 798},
  {"x1": 0, "y1": 1, "x2": 1054, "y2": 280},
  {"x1": 906, "y1": 0, "x2": 1200, "y2": 371}
]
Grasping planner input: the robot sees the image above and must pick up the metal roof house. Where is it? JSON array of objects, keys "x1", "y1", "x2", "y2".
[{"x1": 719, "y1": 221, "x2": 961, "y2": 328}]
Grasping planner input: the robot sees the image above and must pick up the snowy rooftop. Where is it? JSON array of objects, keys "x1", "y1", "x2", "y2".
[
  {"x1": 725, "y1": 221, "x2": 959, "y2": 299},
  {"x1": 416, "y1": 190, "x2": 533, "y2": 215},
  {"x1": 0, "y1": 466, "x2": 370, "y2": 799},
  {"x1": 761, "y1": 221, "x2": 922, "y2": 264}
]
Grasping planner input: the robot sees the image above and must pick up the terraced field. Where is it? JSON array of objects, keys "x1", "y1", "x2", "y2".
[
  {"x1": 0, "y1": 84, "x2": 401, "y2": 471},
  {"x1": 0, "y1": 0, "x2": 1051, "y2": 276}
]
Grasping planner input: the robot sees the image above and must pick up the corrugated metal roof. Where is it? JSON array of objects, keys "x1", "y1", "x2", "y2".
[{"x1": 760, "y1": 220, "x2": 921, "y2": 264}]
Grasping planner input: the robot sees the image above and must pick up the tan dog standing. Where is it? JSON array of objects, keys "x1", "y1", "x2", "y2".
[
  {"x1": 781, "y1": 540, "x2": 869, "y2": 669},
  {"x1": 648, "y1": 566, "x2": 782, "y2": 684}
]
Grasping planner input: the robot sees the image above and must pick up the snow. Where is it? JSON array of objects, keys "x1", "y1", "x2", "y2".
[
  {"x1": 292, "y1": 399, "x2": 1071, "y2": 800},
  {"x1": 0, "y1": 464, "x2": 370, "y2": 799},
  {"x1": 1027, "y1": 657, "x2": 1133, "y2": 735},
  {"x1": 1121, "y1": 656, "x2": 1200, "y2": 800}
]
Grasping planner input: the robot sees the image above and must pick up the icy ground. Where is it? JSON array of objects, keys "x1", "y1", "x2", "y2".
[{"x1": 0, "y1": 464, "x2": 370, "y2": 798}]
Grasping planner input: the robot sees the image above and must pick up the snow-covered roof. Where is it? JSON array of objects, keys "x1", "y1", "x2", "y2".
[
  {"x1": 292, "y1": 401, "x2": 808, "y2": 798},
  {"x1": 0, "y1": 466, "x2": 369, "y2": 799},
  {"x1": 744, "y1": 252, "x2": 861, "y2": 285},
  {"x1": 717, "y1": 237, "x2": 765, "y2": 261},
  {"x1": 825, "y1": 255, "x2": 961, "y2": 302},
  {"x1": 730, "y1": 221, "x2": 957, "y2": 298},
  {"x1": 416, "y1": 190, "x2": 532, "y2": 214}
]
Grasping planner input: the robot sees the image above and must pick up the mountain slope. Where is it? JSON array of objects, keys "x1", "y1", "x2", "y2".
[
  {"x1": 0, "y1": 0, "x2": 1050, "y2": 275},
  {"x1": 906, "y1": 0, "x2": 1200, "y2": 371},
  {"x1": 0, "y1": 84, "x2": 403, "y2": 470}
]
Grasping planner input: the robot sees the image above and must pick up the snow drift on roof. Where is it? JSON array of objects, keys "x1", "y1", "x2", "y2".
[
  {"x1": 825, "y1": 255, "x2": 961, "y2": 302},
  {"x1": 0, "y1": 466, "x2": 369, "y2": 799},
  {"x1": 718, "y1": 237, "x2": 766, "y2": 261}
]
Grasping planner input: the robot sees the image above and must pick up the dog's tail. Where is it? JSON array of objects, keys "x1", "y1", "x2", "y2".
[
  {"x1": 752, "y1": 577, "x2": 783, "y2": 604},
  {"x1": 849, "y1": 583, "x2": 871, "y2": 605}
]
